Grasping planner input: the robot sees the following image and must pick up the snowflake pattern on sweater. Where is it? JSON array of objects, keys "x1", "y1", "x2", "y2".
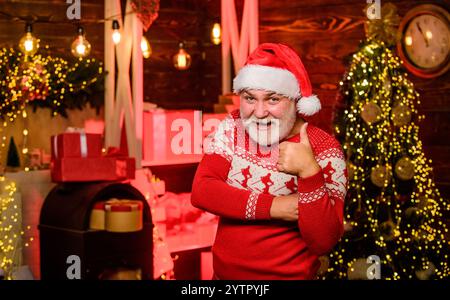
[
  {"x1": 194, "y1": 109, "x2": 348, "y2": 279},
  {"x1": 206, "y1": 110, "x2": 347, "y2": 219}
]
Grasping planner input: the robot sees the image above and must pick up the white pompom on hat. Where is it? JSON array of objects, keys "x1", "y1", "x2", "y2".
[{"x1": 233, "y1": 43, "x2": 321, "y2": 116}]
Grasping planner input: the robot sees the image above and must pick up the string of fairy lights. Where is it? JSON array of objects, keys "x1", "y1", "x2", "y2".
[
  {"x1": 327, "y1": 40, "x2": 450, "y2": 279},
  {"x1": 16, "y1": 19, "x2": 222, "y2": 70},
  {"x1": 0, "y1": 12, "x2": 223, "y2": 278},
  {"x1": 0, "y1": 20, "x2": 110, "y2": 277},
  {"x1": 17, "y1": 21, "x2": 153, "y2": 60},
  {"x1": 0, "y1": 177, "x2": 32, "y2": 279}
]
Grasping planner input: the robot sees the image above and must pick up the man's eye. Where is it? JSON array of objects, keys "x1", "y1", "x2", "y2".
[
  {"x1": 245, "y1": 96, "x2": 255, "y2": 101},
  {"x1": 269, "y1": 97, "x2": 280, "y2": 103}
]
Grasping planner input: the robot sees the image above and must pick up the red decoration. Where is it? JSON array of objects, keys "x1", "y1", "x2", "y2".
[
  {"x1": 50, "y1": 156, "x2": 135, "y2": 183},
  {"x1": 50, "y1": 146, "x2": 135, "y2": 183},
  {"x1": 131, "y1": 0, "x2": 160, "y2": 31},
  {"x1": 50, "y1": 132, "x2": 102, "y2": 159}
]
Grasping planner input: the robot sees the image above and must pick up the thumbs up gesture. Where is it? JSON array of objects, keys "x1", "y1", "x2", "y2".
[{"x1": 277, "y1": 123, "x2": 321, "y2": 178}]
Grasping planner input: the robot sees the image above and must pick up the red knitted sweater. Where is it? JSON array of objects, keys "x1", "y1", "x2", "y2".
[{"x1": 191, "y1": 110, "x2": 347, "y2": 280}]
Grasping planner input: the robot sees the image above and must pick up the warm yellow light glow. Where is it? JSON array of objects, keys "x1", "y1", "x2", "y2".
[
  {"x1": 111, "y1": 20, "x2": 121, "y2": 45},
  {"x1": 71, "y1": 27, "x2": 91, "y2": 58},
  {"x1": 173, "y1": 43, "x2": 191, "y2": 70},
  {"x1": 141, "y1": 36, "x2": 152, "y2": 59},
  {"x1": 178, "y1": 53, "x2": 187, "y2": 67},
  {"x1": 19, "y1": 24, "x2": 39, "y2": 56},
  {"x1": 112, "y1": 30, "x2": 121, "y2": 45},
  {"x1": 24, "y1": 39, "x2": 34, "y2": 52},
  {"x1": 76, "y1": 43, "x2": 86, "y2": 55},
  {"x1": 405, "y1": 36, "x2": 413, "y2": 46},
  {"x1": 425, "y1": 31, "x2": 432, "y2": 40},
  {"x1": 211, "y1": 23, "x2": 221, "y2": 45}
]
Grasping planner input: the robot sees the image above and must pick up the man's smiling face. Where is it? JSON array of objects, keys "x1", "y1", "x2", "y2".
[{"x1": 239, "y1": 89, "x2": 297, "y2": 146}]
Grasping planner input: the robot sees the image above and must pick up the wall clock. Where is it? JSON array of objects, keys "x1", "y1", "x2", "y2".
[{"x1": 397, "y1": 4, "x2": 450, "y2": 78}]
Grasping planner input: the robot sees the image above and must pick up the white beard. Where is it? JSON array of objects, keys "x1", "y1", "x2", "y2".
[{"x1": 241, "y1": 107, "x2": 297, "y2": 147}]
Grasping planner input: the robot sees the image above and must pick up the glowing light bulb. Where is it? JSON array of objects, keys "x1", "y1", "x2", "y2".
[
  {"x1": 76, "y1": 43, "x2": 86, "y2": 55},
  {"x1": 173, "y1": 42, "x2": 191, "y2": 70},
  {"x1": 71, "y1": 26, "x2": 91, "y2": 58},
  {"x1": 19, "y1": 23, "x2": 39, "y2": 56},
  {"x1": 211, "y1": 23, "x2": 221, "y2": 45},
  {"x1": 112, "y1": 20, "x2": 121, "y2": 45},
  {"x1": 141, "y1": 36, "x2": 152, "y2": 58},
  {"x1": 405, "y1": 36, "x2": 413, "y2": 46}
]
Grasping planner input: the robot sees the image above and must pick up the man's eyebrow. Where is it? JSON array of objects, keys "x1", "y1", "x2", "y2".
[
  {"x1": 242, "y1": 90, "x2": 279, "y2": 98},
  {"x1": 264, "y1": 91, "x2": 277, "y2": 98},
  {"x1": 242, "y1": 90, "x2": 255, "y2": 97}
]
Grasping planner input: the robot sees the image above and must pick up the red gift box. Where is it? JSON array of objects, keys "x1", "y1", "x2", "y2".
[
  {"x1": 51, "y1": 156, "x2": 135, "y2": 182},
  {"x1": 143, "y1": 110, "x2": 203, "y2": 163},
  {"x1": 51, "y1": 132, "x2": 102, "y2": 159}
]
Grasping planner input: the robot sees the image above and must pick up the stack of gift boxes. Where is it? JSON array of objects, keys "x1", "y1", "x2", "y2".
[
  {"x1": 50, "y1": 130, "x2": 135, "y2": 182},
  {"x1": 50, "y1": 130, "x2": 142, "y2": 233}
]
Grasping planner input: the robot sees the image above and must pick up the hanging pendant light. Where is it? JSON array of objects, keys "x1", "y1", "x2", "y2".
[
  {"x1": 211, "y1": 22, "x2": 221, "y2": 45},
  {"x1": 71, "y1": 26, "x2": 91, "y2": 58},
  {"x1": 19, "y1": 23, "x2": 39, "y2": 56},
  {"x1": 112, "y1": 20, "x2": 121, "y2": 45},
  {"x1": 141, "y1": 36, "x2": 152, "y2": 59},
  {"x1": 173, "y1": 42, "x2": 191, "y2": 71}
]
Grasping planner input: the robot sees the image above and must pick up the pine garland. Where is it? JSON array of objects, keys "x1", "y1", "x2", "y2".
[{"x1": 0, "y1": 46, "x2": 104, "y2": 120}]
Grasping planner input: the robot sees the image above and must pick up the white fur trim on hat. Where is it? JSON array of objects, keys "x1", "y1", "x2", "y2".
[
  {"x1": 296, "y1": 95, "x2": 321, "y2": 116},
  {"x1": 233, "y1": 64, "x2": 300, "y2": 99}
]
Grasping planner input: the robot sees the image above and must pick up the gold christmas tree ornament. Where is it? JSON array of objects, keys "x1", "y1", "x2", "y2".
[
  {"x1": 415, "y1": 261, "x2": 436, "y2": 280},
  {"x1": 395, "y1": 156, "x2": 415, "y2": 180},
  {"x1": 347, "y1": 258, "x2": 371, "y2": 280},
  {"x1": 417, "y1": 196, "x2": 434, "y2": 211},
  {"x1": 370, "y1": 165, "x2": 391, "y2": 187},
  {"x1": 391, "y1": 104, "x2": 412, "y2": 127},
  {"x1": 361, "y1": 102, "x2": 382, "y2": 124}
]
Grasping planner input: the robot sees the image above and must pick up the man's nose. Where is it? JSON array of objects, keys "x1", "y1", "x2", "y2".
[{"x1": 253, "y1": 100, "x2": 269, "y2": 118}]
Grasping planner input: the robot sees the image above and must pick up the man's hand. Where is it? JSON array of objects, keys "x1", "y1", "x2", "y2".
[
  {"x1": 277, "y1": 122, "x2": 321, "y2": 178},
  {"x1": 270, "y1": 193, "x2": 298, "y2": 221}
]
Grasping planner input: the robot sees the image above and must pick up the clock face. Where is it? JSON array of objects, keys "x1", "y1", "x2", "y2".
[{"x1": 403, "y1": 14, "x2": 450, "y2": 69}]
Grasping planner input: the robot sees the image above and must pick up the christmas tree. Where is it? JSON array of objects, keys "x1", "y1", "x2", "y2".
[
  {"x1": 325, "y1": 4, "x2": 450, "y2": 279},
  {"x1": 6, "y1": 137, "x2": 20, "y2": 169}
]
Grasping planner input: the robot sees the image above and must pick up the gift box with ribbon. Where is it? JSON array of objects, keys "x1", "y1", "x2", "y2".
[
  {"x1": 143, "y1": 109, "x2": 203, "y2": 163},
  {"x1": 50, "y1": 147, "x2": 136, "y2": 183},
  {"x1": 51, "y1": 127, "x2": 102, "y2": 159},
  {"x1": 104, "y1": 199, "x2": 144, "y2": 233},
  {"x1": 89, "y1": 201, "x2": 106, "y2": 230}
]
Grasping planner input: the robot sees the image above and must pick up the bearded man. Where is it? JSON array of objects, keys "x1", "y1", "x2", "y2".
[{"x1": 191, "y1": 43, "x2": 348, "y2": 280}]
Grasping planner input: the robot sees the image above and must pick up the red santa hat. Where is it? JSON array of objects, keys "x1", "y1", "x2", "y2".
[{"x1": 233, "y1": 43, "x2": 321, "y2": 116}]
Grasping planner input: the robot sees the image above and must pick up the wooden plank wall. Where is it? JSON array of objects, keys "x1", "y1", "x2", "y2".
[
  {"x1": 144, "y1": 0, "x2": 220, "y2": 111},
  {"x1": 0, "y1": 0, "x2": 104, "y2": 60}
]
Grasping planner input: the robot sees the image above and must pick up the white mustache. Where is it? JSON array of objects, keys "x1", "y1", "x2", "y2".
[{"x1": 243, "y1": 117, "x2": 280, "y2": 127}]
